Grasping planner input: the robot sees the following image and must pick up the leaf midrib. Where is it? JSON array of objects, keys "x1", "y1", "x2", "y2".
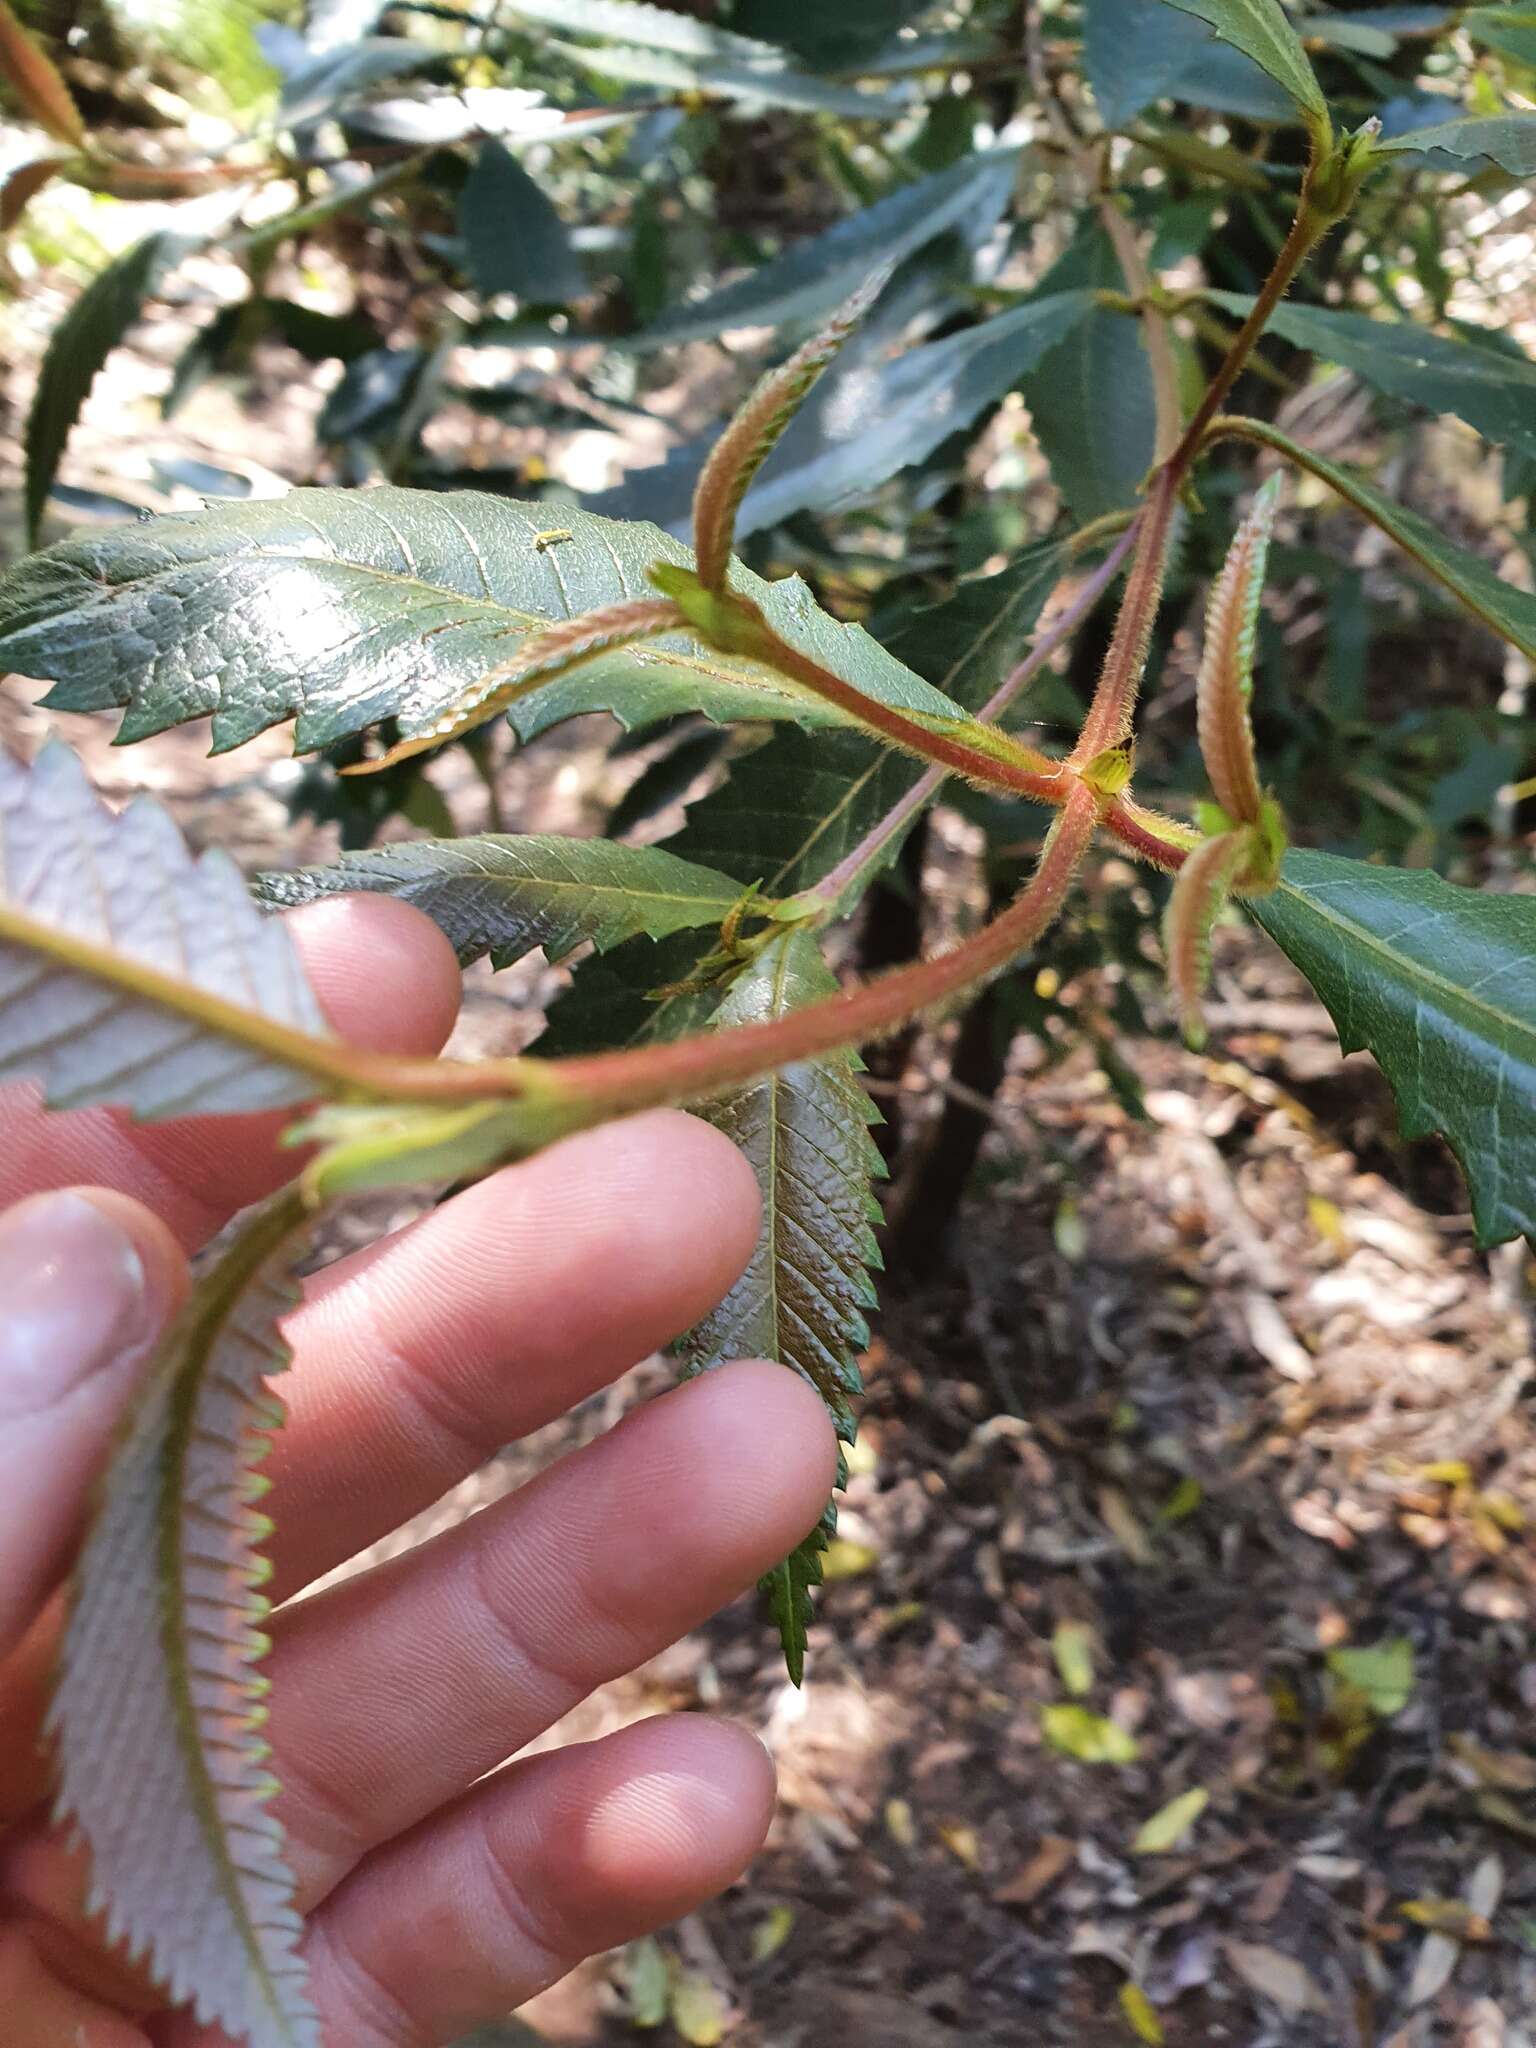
[{"x1": 1267, "y1": 875, "x2": 1536, "y2": 1061}]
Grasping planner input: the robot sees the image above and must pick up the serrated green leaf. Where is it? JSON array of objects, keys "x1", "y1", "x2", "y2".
[
  {"x1": 459, "y1": 139, "x2": 582, "y2": 304},
  {"x1": 24, "y1": 230, "x2": 195, "y2": 543},
  {"x1": 1248, "y1": 850, "x2": 1536, "y2": 1246},
  {"x1": 1159, "y1": 0, "x2": 1328, "y2": 134},
  {"x1": 1020, "y1": 232, "x2": 1158, "y2": 523},
  {"x1": 735, "y1": 291, "x2": 1096, "y2": 534},
  {"x1": 1083, "y1": 0, "x2": 1294, "y2": 127},
  {"x1": 50, "y1": 1189, "x2": 319, "y2": 2048},
  {"x1": 1207, "y1": 295, "x2": 1536, "y2": 463},
  {"x1": 684, "y1": 927, "x2": 884, "y2": 1679},
  {"x1": 1374, "y1": 114, "x2": 1536, "y2": 176},
  {"x1": 257, "y1": 833, "x2": 754, "y2": 967},
  {"x1": 0, "y1": 487, "x2": 972, "y2": 758},
  {"x1": 0, "y1": 741, "x2": 345, "y2": 1117},
  {"x1": 1212, "y1": 419, "x2": 1536, "y2": 660},
  {"x1": 632, "y1": 148, "x2": 1020, "y2": 348}
]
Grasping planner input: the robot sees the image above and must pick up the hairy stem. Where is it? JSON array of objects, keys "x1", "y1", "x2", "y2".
[
  {"x1": 746, "y1": 614, "x2": 1068, "y2": 799},
  {"x1": 555, "y1": 779, "x2": 1100, "y2": 1119},
  {"x1": 1072, "y1": 463, "x2": 1180, "y2": 760},
  {"x1": 1169, "y1": 160, "x2": 1330, "y2": 475},
  {"x1": 807, "y1": 518, "x2": 1145, "y2": 910},
  {"x1": 349, "y1": 783, "x2": 1099, "y2": 1114}
]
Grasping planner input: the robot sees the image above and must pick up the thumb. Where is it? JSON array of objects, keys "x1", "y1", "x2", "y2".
[{"x1": 0, "y1": 1188, "x2": 187, "y2": 1660}]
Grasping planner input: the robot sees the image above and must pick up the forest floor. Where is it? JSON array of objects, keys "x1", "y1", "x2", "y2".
[{"x1": 3, "y1": 279, "x2": 1536, "y2": 2048}]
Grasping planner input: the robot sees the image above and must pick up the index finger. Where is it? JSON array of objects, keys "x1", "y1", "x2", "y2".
[{"x1": 0, "y1": 895, "x2": 464, "y2": 1248}]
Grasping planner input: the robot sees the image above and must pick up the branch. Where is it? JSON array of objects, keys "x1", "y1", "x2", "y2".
[{"x1": 805, "y1": 517, "x2": 1145, "y2": 911}]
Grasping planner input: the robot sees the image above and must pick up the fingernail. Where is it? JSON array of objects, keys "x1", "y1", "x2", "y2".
[{"x1": 0, "y1": 1193, "x2": 156, "y2": 1421}]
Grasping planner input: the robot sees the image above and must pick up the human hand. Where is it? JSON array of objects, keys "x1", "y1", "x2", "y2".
[{"x1": 0, "y1": 894, "x2": 836, "y2": 2047}]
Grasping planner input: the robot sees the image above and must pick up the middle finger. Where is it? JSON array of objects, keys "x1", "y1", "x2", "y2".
[{"x1": 265, "y1": 1358, "x2": 835, "y2": 1909}]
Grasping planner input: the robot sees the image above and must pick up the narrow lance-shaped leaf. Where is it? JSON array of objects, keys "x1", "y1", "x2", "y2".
[
  {"x1": 1163, "y1": 829, "x2": 1250, "y2": 1049},
  {"x1": 722, "y1": 288, "x2": 1096, "y2": 539},
  {"x1": 540, "y1": 31, "x2": 913, "y2": 119},
  {"x1": 0, "y1": 488, "x2": 975, "y2": 759},
  {"x1": 1205, "y1": 295, "x2": 1536, "y2": 466},
  {"x1": 1206, "y1": 419, "x2": 1536, "y2": 662},
  {"x1": 1249, "y1": 851, "x2": 1536, "y2": 1247},
  {"x1": 0, "y1": 741, "x2": 354, "y2": 1116},
  {"x1": 24, "y1": 230, "x2": 196, "y2": 543},
  {"x1": 692, "y1": 270, "x2": 886, "y2": 593},
  {"x1": 51, "y1": 1188, "x2": 319, "y2": 2048},
  {"x1": 258, "y1": 833, "x2": 764, "y2": 968},
  {"x1": 341, "y1": 597, "x2": 685, "y2": 773},
  {"x1": 1196, "y1": 475, "x2": 1278, "y2": 825},
  {"x1": 630, "y1": 147, "x2": 1020, "y2": 349},
  {"x1": 683, "y1": 927, "x2": 884, "y2": 1680},
  {"x1": 1158, "y1": 0, "x2": 1329, "y2": 141}
]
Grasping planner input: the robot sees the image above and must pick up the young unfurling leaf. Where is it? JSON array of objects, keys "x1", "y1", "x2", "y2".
[
  {"x1": 51, "y1": 1190, "x2": 320, "y2": 2048},
  {"x1": 1196, "y1": 473, "x2": 1278, "y2": 827},
  {"x1": 1162, "y1": 828, "x2": 1250, "y2": 1049},
  {"x1": 691, "y1": 267, "x2": 889, "y2": 594},
  {"x1": 342, "y1": 598, "x2": 684, "y2": 775},
  {"x1": 0, "y1": 740, "x2": 355, "y2": 1114}
]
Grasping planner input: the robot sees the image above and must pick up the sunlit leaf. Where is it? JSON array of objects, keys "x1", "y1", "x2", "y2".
[
  {"x1": 1052, "y1": 1620, "x2": 1095, "y2": 1697},
  {"x1": 258, "y1": 834, "x2": 756, "y2": 967},
  {"x1": 51, "y1": 1191, "x2": 319, "y2": 2048},
  {"x1": 1119, "y1": 1981, "x2": 1166, "y2": 2044},
  {"x1": 1041, "y1": 1704, "x2": 1140, "y2": 1763},
  {"x1": 1133, "y1": 1786, "x2": 1210, "y2": 1854},
  {"x1": 0, "y1": 488, "x2": 973, "y2": 758},
  {"x1": 632, "y1": 148, "x2": 1021, "y2": 348},
  {"x1": 1326, "y1": 1636, "x2": 1416, "y2": 1716}
]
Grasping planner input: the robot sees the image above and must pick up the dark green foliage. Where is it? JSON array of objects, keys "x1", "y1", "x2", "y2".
[
  {"x1": 684, "y1": 927, "x2": 885, "y2": 1681},
  {"x1": 1252, "y1": 854, "x2": 1536, "y2": 1246},
  {"x1": 459, "y1": 142, "x2": 582, "y2": 304}
]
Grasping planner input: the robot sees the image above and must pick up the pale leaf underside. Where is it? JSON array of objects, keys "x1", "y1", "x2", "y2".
[
  {"x1": 0, "y1": 741, "x2": 335, "y2": 1117},
  {"x1": 50, "y1": 1194, "x2": 319, "y2": 2048}
]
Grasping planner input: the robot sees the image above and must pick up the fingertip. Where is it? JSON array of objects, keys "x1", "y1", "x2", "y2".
[
  {"x1": 664, "y1": 1358, "x2": 841, "y2": 1550},
  {"x1": 285, "y1": 895, "x2": 462, "y2": 1055},
  {"x1": 554, "y1": 1716, "x2": 776, "y2": 1919}
]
